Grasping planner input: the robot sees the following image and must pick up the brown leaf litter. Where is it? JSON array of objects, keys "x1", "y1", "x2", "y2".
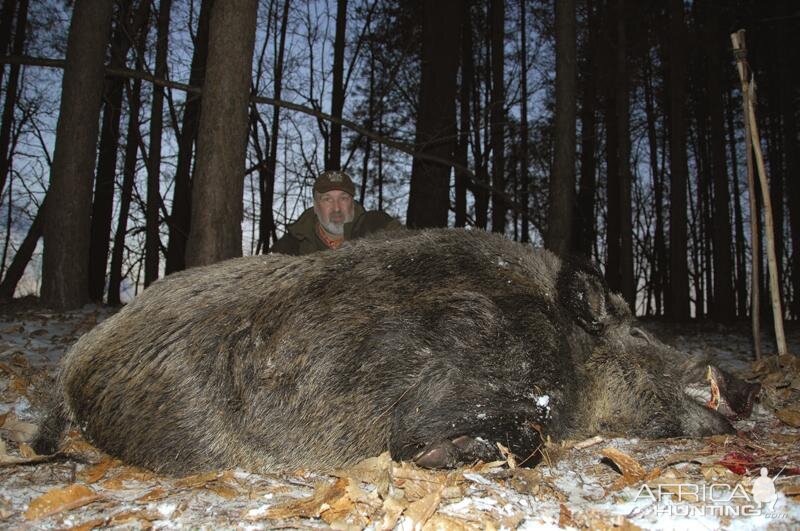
[{"x1": 1, "y1": 308, "x2": 800, "y2": 528}]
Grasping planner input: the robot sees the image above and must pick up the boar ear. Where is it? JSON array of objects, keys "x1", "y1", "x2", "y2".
[{"x1": 557, "y1": 260, "x2": 613, "y2": 333}]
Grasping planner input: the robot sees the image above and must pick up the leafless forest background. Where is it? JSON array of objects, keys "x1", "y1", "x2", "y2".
[{"x1": 0, "y1": 0, "x2": 797, "y2": 323}]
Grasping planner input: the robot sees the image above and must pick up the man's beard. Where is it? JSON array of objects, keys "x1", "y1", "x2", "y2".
[{"x1": 320, "y1": 218, "x2": 345, "y2": 236}]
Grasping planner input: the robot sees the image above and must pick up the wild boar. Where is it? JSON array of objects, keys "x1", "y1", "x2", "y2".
[{"x1": 34, "y1": 229, "x2": 753, "y2": 474}]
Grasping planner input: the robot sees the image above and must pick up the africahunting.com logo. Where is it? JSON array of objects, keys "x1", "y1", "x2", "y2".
[{"x1": 633, "y1": 467, "x2": 788, "y2": 518}]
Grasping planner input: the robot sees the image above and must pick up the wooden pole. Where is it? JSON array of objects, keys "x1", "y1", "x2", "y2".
[
  {"x1": 731, "y1": 31, "x2": 761, "y2": 359},
  {"x1": 731, "y1": 30, "x2": 787, "y2": 357}
]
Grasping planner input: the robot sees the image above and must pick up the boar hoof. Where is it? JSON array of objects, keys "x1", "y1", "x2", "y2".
[{"x1": 413, "y1": 435, "x2": 498, "y2": 468}]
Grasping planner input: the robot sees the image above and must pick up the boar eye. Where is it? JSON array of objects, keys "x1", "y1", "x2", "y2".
[{"x1": 630, "y1": 327, "x2": 652, "y2": 344}]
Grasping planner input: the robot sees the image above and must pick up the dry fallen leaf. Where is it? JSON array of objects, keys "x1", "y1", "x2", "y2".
[
  {"x1": 558, "y1": 503, "x2": 576, "y2": 528},
  {"x1": 108, "y1": 510, "x2": 161, "y2": 526},
  {"x1": 173, "y1": 470, "x2": 230, "y2": 489},
  {"x1": 24, "y1": 484, "x2": 102, "y2": 520},
  {"x1": 424, "y1": 514, "x2": 471, "y2": 530},
  {"x1": 9, "y1": 376, "x2": 28, "y2": 394},
  {"x1": 496, "y1": 442, "x2": 516, "y2": 469},
  {"x1": 600, "y1": 447, "x2": 651, "y2": 491},
  {"x1": 335, "y1": 451, "x2": 392, "y2": 497},
  {"x1": 319, "y1": 488, "x2": 359, "y2": 526},
  {"x1": 205, "y1": 482, "x2": 239, "y2": 500},
  {"x1": 100, "y1": 467, "x2": 157, "y2": 490},
  {"x1": 1, "y1": 414, "x2": 37, "y2": 443},
  {"x1": 776, "y1": 408, "x2": 800, "y2": 428},
  {"x1": 573, "y1": 436, "x2": 605, "y2": 450},
  {"x1": 403, "y1": 488, "x2": 441, "y2": 530},
  {"x1": 67, "y1": 517, "x2": 106, "y2": 531},
  {"x1": 264, "y1": 478, "x2": 348, "y2": 520},
  {"x1": 392, "y1": 462, "x2": 448, "y2": 501},
  {"x1": 136, "y1": 487, "x2": 168, "y2": 503},
  {"x1": 18, "y1": 442, "x2": 36, "y2": 458},
  {"x1": 78, "y1": 457, "x2": 119, "y2": 484},
  {"x1": 380, "y1": 495, "x2": 406, "y2": 530},
  {"x1": 0, "y1": 436, "x2": 51, "y2": 466}
]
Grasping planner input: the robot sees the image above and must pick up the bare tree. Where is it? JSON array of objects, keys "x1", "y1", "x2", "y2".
[
  {"x1": 545, "y1": 0, "x2": 576, "y2": 256},
  {"x1": 667, "y1": 0, "x2": 690, "y2": 320},
  {"x1": 89, "y1": 0, "x2": 149, "y2": 301},
  {"x1": 489, "y1": 0, "x2": 506, "y2": 233},
  {"x1": 185, "y1": 0, "x2": 258, "y2": 267},
  {"x1": 41, "y1": 0, "x2": 114, "y2": 309},
  {"x1": 326, "y1": 0, "x2": 347, "y2": 170},
  {"x1": 454, "y1": 1, "x2": 474, "y2": 229},
  {"x1": 703, "y1": 1, "x2": 734, "y2": 321},
  {"x1": 406, "y1": 0, "x2": 461, "y2": 228},
  {"x1": 574, "y1": 0, "x2": 598, "y2": 258},
  {"x1": 0, "y1": 0, "x2": 28, "y2": 197},
  {"x1": 262, "y1": 0, "x2": 291, "y2": 252},
  {"x1": 145, "y1": 0, "x2": 173, "y2": 285},
  {"x1": 165, "y1": 0, "x2": 213, "y2": 274}
]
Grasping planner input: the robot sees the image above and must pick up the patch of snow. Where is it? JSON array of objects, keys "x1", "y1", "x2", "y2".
[
  {"x1": 246, "y1": 505, "x2": 270, "y2": 518},
  {"x1": 12, "y1": 396, "x2": 32, "y2": 419},
  {"x1": 158, "y1": 502, "x2": 177, "y2": 517},
  {"x1": 463, "y1": 472, "x2": 492, "y2": 486}
]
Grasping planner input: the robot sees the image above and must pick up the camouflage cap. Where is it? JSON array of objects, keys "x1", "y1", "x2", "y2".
[{"x1": 314, "y1": 170, "x2": 355, "y2": 196}]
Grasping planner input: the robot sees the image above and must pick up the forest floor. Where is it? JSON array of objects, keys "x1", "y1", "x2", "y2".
[{"x1": 1, "y1": 300, "x2": 800, "y2": 530}]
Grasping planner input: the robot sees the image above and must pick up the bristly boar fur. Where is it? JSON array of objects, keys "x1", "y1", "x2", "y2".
[{"x1": 35, "y1": 229, "x2": 739, "y2": 475}]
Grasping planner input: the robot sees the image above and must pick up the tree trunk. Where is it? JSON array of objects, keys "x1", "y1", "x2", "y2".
[
  {"x1": 783, "y1": 56, "x2": 800, "y2": 319},
  {"x1": 518, "y1": 0, "x2": 529, "y2": 242},
  {"x1": 454, "y1": 0, "x2": 473, "y2": 229},
  {"x1": 41, "y1": 0, "x2": 113, "y2": 310},
  {"x1": 185, "y1": 0, "x2": 258, "y2": 267},
  {"x1": 574, "y1": 0, "x2": 597, "y2": 258},
  {"x1": 603, "y1": 0, "x2": 620, "y2": 295},
  {"x1": 666, "y1": 0, "x2": 690, "y2": 321},
  {"x1": 765, "y1": 61, "x2": 784, "y2": 306},
  {"x1": 326, "y1": 0, "x2": 347, "y2": 171},
  {"x1": 108, "y1": 12, "x2": 149, "y2": 305},
  {"x1": 489, "y1": 0, "x2": 506, "y2": 233},
  {"x1": 643, "y1": 55, "x2": 665, "y2": 316},
  {"x1": 0, "y1": 0, "x2": 17, "y2": 93},
  {"x1": 108, "y1": 75, "x2": 143, "y2": 306},
  {"x1": 705, "y1": 2, "x2": 734, "y2": 321},
  {"x1": 360, "y1": 30, "x2": 374, "y2": 206},
  {"x1": 727, "y1": 87, "x2": 747, "y2": 318},
  {"x1": 145, "y1": 0, "x2": 172, "y2": 286},
  {"x1": 165, "y1": 0, "x2": 213, "y2": 274},
  {"x1": 0, "y1": 196, "x2": 44, "y2": 299},
  {"x1": 0, "y1": 0, "x2": 27, "y2": 197},
  {"x1": 615, "y1": 0, "x2": 633, "y2": 309},
  {"x1": 472, "y1": 31, "x2": 489, "y2": 229},
  {"x1": 545, "y1": 0, "x2": 576, "y2": 257},
  {"x1": 88, "y1": 0, "x2": 148, "y2": 301},
  {"x1": 263, "y1": 0, "x2": 290, "y2": 252},
  {"x1": 406, "y1": 0, "x2": 461, "y2": 228}
]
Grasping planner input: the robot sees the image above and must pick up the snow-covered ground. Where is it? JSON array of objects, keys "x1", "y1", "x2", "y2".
[{"x1": 1, "y1": 302, "x2": 799, "y2": 529}]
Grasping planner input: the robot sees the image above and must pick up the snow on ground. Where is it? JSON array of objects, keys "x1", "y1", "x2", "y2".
[{"x1": 1, "y1": 301, "x2": 799, "y2": 529}]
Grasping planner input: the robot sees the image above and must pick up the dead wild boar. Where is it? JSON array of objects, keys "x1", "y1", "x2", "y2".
[{"x1": 34, "y1": 229, "x2": 756, "y2": 475}]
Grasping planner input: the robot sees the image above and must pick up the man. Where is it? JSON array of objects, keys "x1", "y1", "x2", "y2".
[{"x1": 272, "y1": 170, "x2": 402, "y2": 255}]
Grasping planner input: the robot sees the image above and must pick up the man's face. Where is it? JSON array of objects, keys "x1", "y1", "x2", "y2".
[{"x1": 314, "y1": 190, "x2": 355, "y2": 236}]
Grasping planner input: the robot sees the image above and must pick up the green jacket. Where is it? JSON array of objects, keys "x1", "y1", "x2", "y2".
[{"x1": 271, "y1": 204, "x2": 402, "y2": 255}]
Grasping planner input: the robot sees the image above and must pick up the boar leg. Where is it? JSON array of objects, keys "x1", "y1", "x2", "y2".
[{"x1": 388, "y1": 376, "x2": 544, "y2": 469}]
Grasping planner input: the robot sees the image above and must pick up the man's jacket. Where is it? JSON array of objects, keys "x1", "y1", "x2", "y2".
[{"x1": 271, "y1": 204, "x2": 402, "y2": 255}]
